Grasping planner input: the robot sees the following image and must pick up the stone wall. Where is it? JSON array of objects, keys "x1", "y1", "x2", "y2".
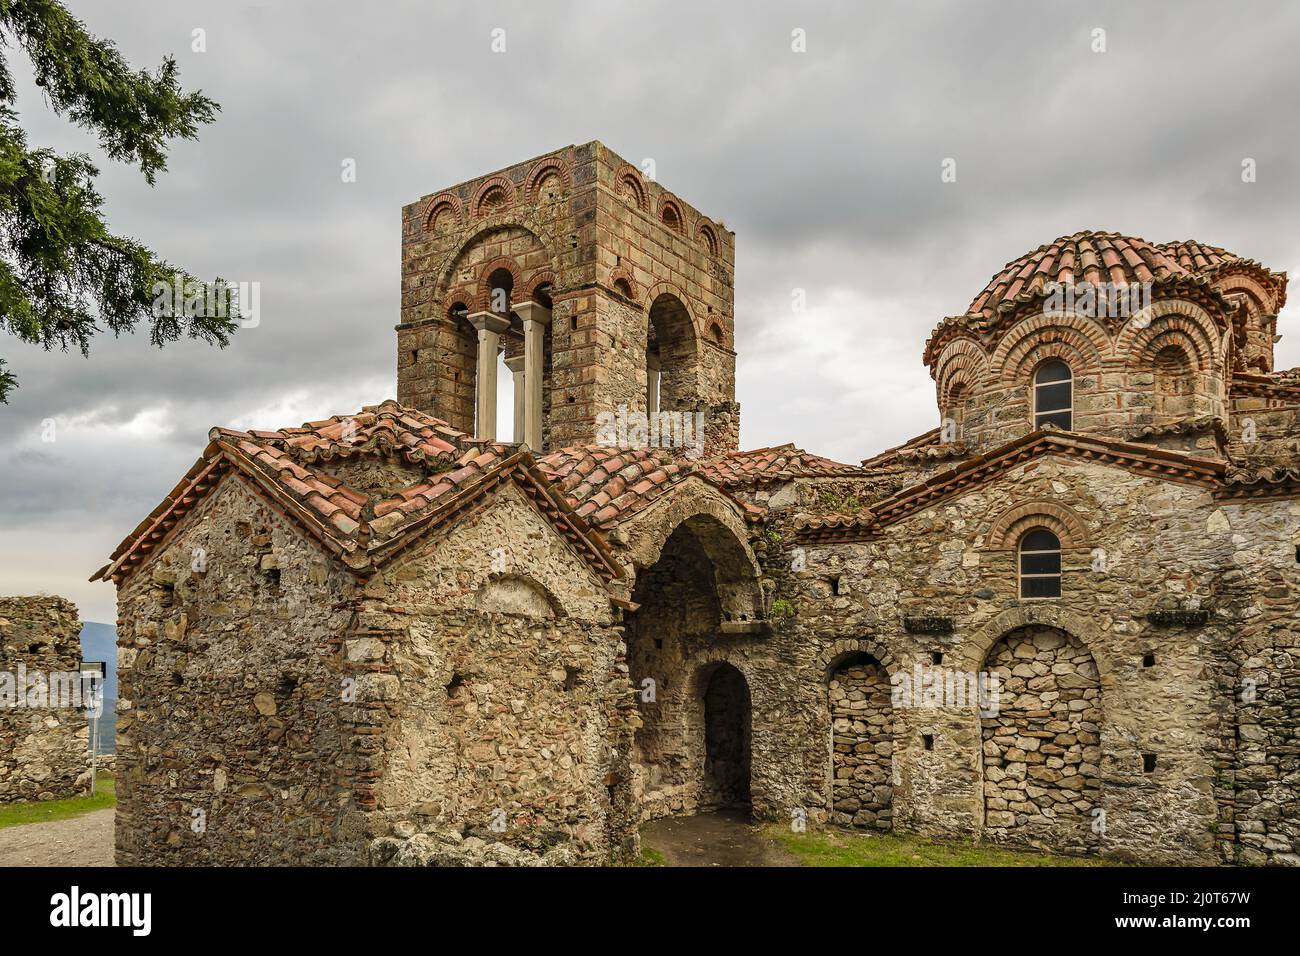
[
  {"x1": 828, "y1": 657, "x2": 893, "y2": 830},
  {"x1": 373, "y1": 482, "x2": 636, "y2": 864},
  {"x1": 114, "y1": 479, "x2": 364, "y2": 865},
  {"x1": 754, "y1": 456, "x2": 1277, "y2": 864},
  {"x1": 0, "y1": 596, "x2": 89, "y2": 803},
  {"x1": 980, "y1": 626, "x2": 1102, "y2": 854}
]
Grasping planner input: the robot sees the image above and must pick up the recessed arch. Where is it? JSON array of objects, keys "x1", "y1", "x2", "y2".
[
  {"x1": 646, "y1": 287, "x2": 702, "y2": 415},
  {"x1": 424, "y1": 193, "x2": 464, "y2": 234},
  {"x1": 659, "y1": 199, "x2": 685, "y2": 233},
  {"x1": 615, "y1": 164, "x2": 648, "y2": 212},
  {"x1": 474, "y1": 574, "x2": 563, "y2": 618},
  {"x1": 991, "y1": 314, "x2": 1109, "y2": 382},
  {"x1": 697, "y1": 221, "x2": 719, "y2": 255},
  {"x1": 471, "y1": 176, "x2": 516, "y2": 218},
  {"x1": 985, "y1": 500, "x2": 1090, "y2": 551},
  {"x1": 526, "y1": 158, "x2": 568, "y2": 204}
]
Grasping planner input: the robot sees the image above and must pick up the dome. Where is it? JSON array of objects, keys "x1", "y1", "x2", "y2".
[{"x1": 966, "y1": 231, "x2": 1188, "y2": 320}]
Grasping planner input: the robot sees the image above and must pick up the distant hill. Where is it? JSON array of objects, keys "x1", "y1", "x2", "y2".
[{"x1": 79, "y1": 621, "x2": 117, "y2": 754}]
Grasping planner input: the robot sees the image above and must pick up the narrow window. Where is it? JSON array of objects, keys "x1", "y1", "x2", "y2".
[
  {"x1": 922, "y1": 734, "x2": 935, "y2": 751},
  {"x1": 931, "y1": 651, "x2": 944, "y2": 665},
  {"x1": 1142, "y1": 652, "x2": 1155, "y2": 668},
  {"x1": 1142, "y1": 753, "x2": 1157, "y2": 773},
  {"x1": 1019, "y1": 528, "x2": 1062, "y2": 598},
  {"x1": 1033, "y1": 359, "x2": 1073, "y2": 430}
]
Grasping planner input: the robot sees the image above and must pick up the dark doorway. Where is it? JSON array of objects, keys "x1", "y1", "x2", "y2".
[{"x1": 701, "y1": 663, "x2": 752, "y2": 812}]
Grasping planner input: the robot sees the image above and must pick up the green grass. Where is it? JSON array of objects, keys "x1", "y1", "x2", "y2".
[
  {"x1": 636, "y1": 844, "x2": 667, "y2": 867},
  {"x1": 770, "y1": 824, "x2": 1125, "y2": 867},
  {"x1": 0, "y1": 776, "x2": 115, "y2": 830}
]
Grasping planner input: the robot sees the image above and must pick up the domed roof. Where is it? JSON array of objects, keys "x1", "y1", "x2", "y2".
[
  {"x1": 1157, "y1": 239, "x2": 1239, "y2": 275},
  {"x1": 966, "y1": 231, "x2": 1187, "y2": 320}
]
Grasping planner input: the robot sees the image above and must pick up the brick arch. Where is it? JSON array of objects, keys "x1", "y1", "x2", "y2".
[
  {"x1": 433, "y1": 216, "x2": 560, "y2": 302},
  {"x1": 659, "y1": 198, "x2": 687, "y2": 234},
  {"x1": 475, "y1": 256, "x2": 525, "y2": 313},
  {"x1": 470, "y1": 175, "x2": 516, "y2": 218},
  {"x1": 696, "y1": 220, "x2": 719, "y2": 256},
  {"x1": 642, "y1": 281, "x2": 698, "y2": 332},
  {"x1": 818, "y1": 638, "x2": 897, "y2": 681},
  {"x1": 955, "y1": 605, "x2": 1116, "y2": 689},
  {"x1": 991, "y1": 314, "x2": 1110, "y2": 382},
  {"x1": 984, "y1": 500, "x2": 1090, "y2": 551},
  {"x1": 423, "y1": 192, "x2": 464, "y2": 233},
  {"x1": 607, "y1": 266, "x2": 639, "y2": 303},
  {"x1": 614, "y1": 163, "x2": 648, "y2": 212},
  {"x1": 1210, "y1": 269, "x2": 1280, "y2": 317},
  {"x1": 1116, "y1": 300, "x2": 1222, "y2": 372},
  {"x1": 525, "y1": 158, "x2": 568, "y2": 203},
  {"x1": 934, "y1": 337, "x2": 990, "y2": 407},
  {"x1": 524, "y1": 269, "x2": 556, "y2": 304}
]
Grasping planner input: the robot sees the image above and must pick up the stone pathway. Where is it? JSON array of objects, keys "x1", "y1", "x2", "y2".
[
  {"x1": 641, "y1": 810, "x2": 799, "y2": 867},
  {"x1": 0, "y1": 808, "x2": 115, "y2": 867}
]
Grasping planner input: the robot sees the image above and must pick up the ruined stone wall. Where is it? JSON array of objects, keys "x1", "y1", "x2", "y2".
[
  {"x1": 375, "y1": 483, "x2": 635, "y2": 863},
  {"x1": 828, "y1": 658, "x2": 893, "y2": 830},
  {"x1": 757, "y1": 457, "x2": 1263, "y2": 863},
  {"x1": 0, "y1": 596, "x2": 88, "y2": 803},
  {"x1": 114, "y1": 478, "x2": 364, "y2": 865},
  {"x1": 980, "y1": 625, "x2": 1102, "y2": 854}
]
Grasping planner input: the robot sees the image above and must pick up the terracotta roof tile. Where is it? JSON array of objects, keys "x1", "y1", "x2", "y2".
[{"x1": 699, "y1": 444, "x2": 861, "y2": 485}]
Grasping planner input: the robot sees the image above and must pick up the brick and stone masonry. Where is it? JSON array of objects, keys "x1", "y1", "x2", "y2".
[
  {"x1": 99, "y1": 147, "x2": 1300, "y2": 866},
  {"x1": 0, "y1": 596, "x2": 91, "y2": 803}
]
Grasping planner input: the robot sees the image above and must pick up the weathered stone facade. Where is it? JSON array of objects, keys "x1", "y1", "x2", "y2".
[
  {"x1": 0, "y1": 596, "x2": 90, "y2": 803},
  {"x1": 101, "y1": 150, "x2": 1300, "y2": 866}
]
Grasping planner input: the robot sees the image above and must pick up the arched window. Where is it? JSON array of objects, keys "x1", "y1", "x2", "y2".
[
  {"x1": 1018, "y1": 528, "x2": 1062, "y2": 598},
  {"x1": 1033, "y1": 360, "x2": 1073, "y2": 430}
]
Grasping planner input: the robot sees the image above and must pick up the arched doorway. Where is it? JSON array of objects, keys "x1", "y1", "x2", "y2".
[
  {"x1": 980, "y1": 625, "x2": 1103, "y2": 854},
  {"x1": 828, "y1": 652, "x2": 893, "y2": 830},
  {"x1": 700, "y1": 663, "x2": 751, "y2": 812},
  {"x1": 622, "y1": 512, "x2": 763, "y2": 819}
]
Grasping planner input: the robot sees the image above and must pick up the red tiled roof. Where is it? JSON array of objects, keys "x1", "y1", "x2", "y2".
[
  {"x1": 923, "y1": 231, "x2": 1251, "y2": 368},
  {"x1": 538, "y1": 445, "x2": 707, "y2": 527},
  {"x1": 94, "y1": 401, "x2": 622, "y2": 585},
  {"x1": 795, "y1": 429, "x2": 1228, "y2": 544},
  {"x1": 1158, "y1": 239, "x2": 1238, "y2": 275},
  {"x1": 966, "y1": 232, "x2": 1186, "y2": 321},
  {"x1": 699, "y1": 444, "x2": 861, "y2": 485}
]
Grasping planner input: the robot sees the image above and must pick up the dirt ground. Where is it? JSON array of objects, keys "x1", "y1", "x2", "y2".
[
  {"x1": 0, "y1": 808, "x2": 115, "y2": 867},
  {"x1": 640, "y1": 809, "x2": 799, "y2": 866}
]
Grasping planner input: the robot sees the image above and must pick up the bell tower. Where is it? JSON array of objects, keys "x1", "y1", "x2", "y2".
[{"x1": 396, "y1": 141, "x2": 739, "y2": 454}]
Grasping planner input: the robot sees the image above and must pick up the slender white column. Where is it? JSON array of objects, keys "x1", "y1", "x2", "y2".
[
  {"x1": 468, "y1": 311, "x2": 511, "y2": 440},
  {"x1": 504, "y1": 354, "x2": 526, "y2": 443},
  {"x1": 515, "y1": 301, "x2": 552, "y2": 450},
  {"x1": 646, "y1": 352, "x2": 661, "y2": 418}
]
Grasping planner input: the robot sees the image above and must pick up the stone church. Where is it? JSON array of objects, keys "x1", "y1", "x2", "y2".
[{"x1": 97, "y1": 141, "x2": 1299, "y2": 866}]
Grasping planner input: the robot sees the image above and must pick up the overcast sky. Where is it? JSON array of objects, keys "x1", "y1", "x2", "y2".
[{"x1": 3, "y1": 0, "x2": 1300, "y2": 624}]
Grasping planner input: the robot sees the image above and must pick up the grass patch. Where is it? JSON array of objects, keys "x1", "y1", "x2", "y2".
[
  {"x1": 636, "y1": 843, "x2": 667, "y2": 867},
  {"x1": 769, "y1": 824, "x2": 1125, "y2": 867},
  {"x1": 0, "y1": 776, "x2": 115, "y2": 830}
]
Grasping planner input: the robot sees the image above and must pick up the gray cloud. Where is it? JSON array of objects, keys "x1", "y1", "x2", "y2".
[{"x1": 3, "y1": 0, "x2": 1299, "y2": 622}]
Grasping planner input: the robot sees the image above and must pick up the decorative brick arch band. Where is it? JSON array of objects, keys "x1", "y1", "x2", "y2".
[
  {"x1": 433, "y1": 215, "x2": 561, "y2": 303},
  {"x1": 1115, "y1": 299, "x2": 1223, "y2": 372},
  {"x1": 984, "y1": 499, "x2": 1090, "y2": 551},
  {"x1": 994, "y1": 316, "x2": 1109, "y2": 382},
  {"x1": 934, "y1": 337, "x2": 990, "y2": 407},
  {"x1": 525, "y1": 158, "x2": 568, "y2": 203},
  {"x1": 614, "y1": 163, "x2": 648, "y2": 212},
  {"x1": 818, "y1": 638, "x2": 897, "y2": 682},
  {"x1": 607, "y1": 267, "x2": 639, "y2": 303},
  {"x1": 470, "y1": 175, "x2": 516, "y2": 218},
  {"x1": 424, "y1": 193, "x2": 464, "y2": 233}
]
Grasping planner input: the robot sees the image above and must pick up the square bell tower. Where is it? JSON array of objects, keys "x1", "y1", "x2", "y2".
[{"x1": 397, "y1": 141, "x2": 739, "y2": 454}]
